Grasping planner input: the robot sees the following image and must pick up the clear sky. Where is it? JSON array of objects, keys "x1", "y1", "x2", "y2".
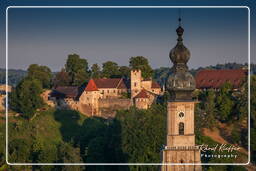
[{"x1": 0, "y1": 0, "x2": 255, "y2": 71}]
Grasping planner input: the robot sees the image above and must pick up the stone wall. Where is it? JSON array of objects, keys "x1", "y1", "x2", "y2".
[{"x1": 98, "y1": 98, "x2": 132, "y2": 118}]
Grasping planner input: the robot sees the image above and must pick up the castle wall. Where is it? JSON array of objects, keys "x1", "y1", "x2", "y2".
[
  {"x1": 0, "y1": 95, "x2": 6, "y2": 112},
  {"x1": 135, "y1": 98, "x2": 149, "y2": 109},
  {"x1": 98, "y1": 98, "x2": 132, "y2": 118},
  {"x1": 99, "y1": 98, "x2": 132, "y2": 108}
]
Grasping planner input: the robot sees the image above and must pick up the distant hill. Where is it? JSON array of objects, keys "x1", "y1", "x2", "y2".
[
  {"x1": 0, "y1": 68, "x2": 27, "y2": 86},
  {"x1": 1, "y1": 62, "x2": 255, "y2": 87}
]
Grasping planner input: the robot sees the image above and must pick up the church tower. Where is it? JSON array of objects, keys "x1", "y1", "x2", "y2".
[{"x1": 161, "y1": 18, "x2": 202, "y2": 171}]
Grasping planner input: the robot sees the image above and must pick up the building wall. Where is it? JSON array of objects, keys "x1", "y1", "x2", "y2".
[
  {"x1": 98, "y1": 88, "x2": 128, "y2": 99},
  {"x1": 99, "y1": 98, "x2": 132, "y2": 118},
  {"x1": 141, "y1": 80, "x2": 152, "y2": 90},
  {"x1": 79, "y1": 90, "x2": 102, "y2": 115},
  {"x1": 135, "y1": 98, "x2": 149, "y2": 109},
  {"x1": 151, "y1": 88, "x2": 161, "y2": 95}
]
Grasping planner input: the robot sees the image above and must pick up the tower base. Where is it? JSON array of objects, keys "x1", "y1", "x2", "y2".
[{"x1": 161, "y1": 146, "x2": 202, "y2": 171}]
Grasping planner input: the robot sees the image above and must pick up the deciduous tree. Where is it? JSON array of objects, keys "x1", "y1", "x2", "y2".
[
  {"x1": 27, "y1": 64, "x2": 52, "y2": 89},
  {"x1": 129, "y1": 56, "x2": 153, "y2": 79},
  {"x1": 91, "y1": 63, "x2": 101, "y2": 78},
  {"x1": 65, "y1": 54, "x2": 89, "y2": 85},
  {"x1": 102, "y1": 61, "x2": 120, "y2": 78}
]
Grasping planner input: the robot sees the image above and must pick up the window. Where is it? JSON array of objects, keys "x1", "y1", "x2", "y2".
[
  {"x1": 134, "y1": 82, "x2": 137, "y2": 87},
  {"x1": 179, "y1": 112, "x2": 184, "y2": 118},
  {"x1": 179, "y1": 122, "x2": 184, "y2": 135}
]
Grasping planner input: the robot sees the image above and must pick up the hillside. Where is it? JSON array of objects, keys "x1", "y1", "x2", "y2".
[
  {"x1": 0, "y1": 103, "x2": 250, "y2": 171},
  {"x1": 0, "y1": 68, "x2": 27, "y2": 86}
]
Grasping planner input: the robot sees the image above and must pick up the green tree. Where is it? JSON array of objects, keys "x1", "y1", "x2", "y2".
[
  {"x1": 102, "y1": 61, "x2": 120, "y2": 78},
  {"x1": 9, "y1": 78, "x2": 44, "y2": 119},
  {"x1": 251, "y1": 75, "x2": 256, "y2": 164},
  {"x1": 204, "y1": 89, "x2": 217, "y2": 129},
  {"x1": 27, "y1": 64, "x2": 52, "y2": 88},
  {"x1": 65, "y1": 54, "x2": 89, "y2": 85},
  {"x1": 115, "y1": 105, "x2": 166, "y2": 170},
  {"x1": 53, "y1": 69, "x2": 71, "y2": 87},
  {"x1": 9, "y1": 139, "x2": 31, "y2": 163},
  {"x1": 216, "y1": 82, "x2": 234, "y2": 122},
  {"x1": 55, "y1": 142, "x2": 84, "y2": 171},
  {"x1": 119, "y1": 66, "x2": 130, "y2": 78},
  {"x1": 91, "y1": 63, "x2": 101, "y2": 78},
  {"x1": 129, "y1": 56, "x2": 153, "y2": 79}
]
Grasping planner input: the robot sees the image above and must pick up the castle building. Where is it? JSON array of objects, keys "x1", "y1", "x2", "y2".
[
  {"x1": 51, "y1": 70, "x2": 162, "y2": 116},
  {"x1": 161, "y1": 19, "x2": 202, "y2": 171}
]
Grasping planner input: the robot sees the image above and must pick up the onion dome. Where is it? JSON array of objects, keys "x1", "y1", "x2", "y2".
[{"x1": 166, "y1": 18, "x2": 196, "y2": 101}]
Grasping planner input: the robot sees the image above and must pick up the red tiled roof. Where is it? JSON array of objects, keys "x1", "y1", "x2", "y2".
[
  {"x1": 134, "y1": 89, "x2": 149, "y2": 98},
  {"x1": 195, "y1": 69, "x2": 247, "y2": 89},
  {"x1": 85, "y1": 79, "x2": 98, "y2": 91},
  {"x1": 94, "y1": 78, "x2": 128, "y2": 89},
  {"x1": 117, "y1": 79, "x2": 128, "y2": 89},
  {"x1": 152, "y1": 81, "x2": 161, "y2": 88}
]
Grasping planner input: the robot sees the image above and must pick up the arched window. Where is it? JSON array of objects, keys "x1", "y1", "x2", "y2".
[{"x1": 179, "y1": 122, "x2": 184, "y2": 135}]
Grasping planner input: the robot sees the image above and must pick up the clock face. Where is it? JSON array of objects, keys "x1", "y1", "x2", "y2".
[{"x1": 179, "y1": 112, "x2": 185, "y2": 118}]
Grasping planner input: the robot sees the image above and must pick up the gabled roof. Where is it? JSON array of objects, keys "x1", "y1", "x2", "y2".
[
  {"x1": 134, "y1": 89, "x2": 149, "y2": 99},
  {"x1": 94, "y1": 78, "x2": 128, "y2": 89},
  {"x1": 195, "y1": 69, "x2": 247, "y2": 89},
  {"x1": 85, "y1": 79, "x2": 98, "y2": 91},
  {"x1": 152, "y1": 81, "x2": 161, "y2": 88},
  {"x1": 52, "y1": 86, "x2": 79, "y2": 98}
]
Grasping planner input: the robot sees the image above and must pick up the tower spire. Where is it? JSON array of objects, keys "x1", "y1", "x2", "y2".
[
  {"x1": 178, "y1": 9, "x2": 181, "y2": 26},
  {"x1": 166, "y1": 16, "x2": 196, "y2": 101}
]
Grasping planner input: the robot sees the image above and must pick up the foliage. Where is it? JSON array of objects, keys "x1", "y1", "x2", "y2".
[
  {"x1": 9, "y1": 78, "x2": 44, "y2": 119},
  {"x1": 204, "y1": 89, "x2": 217, "y2": 128},
  {"x1": 27, "y1": 64, "x2": 52, "y2": 89},
  {"x1": 119, "y1": 66, "x2": 130, "y2": 79},
  {"x1": 231, "y1": 127, "x2": 241, "y2": 144},
  {"x1": 129, "y1": 56, "x2": 153, "y2": 79},
  {"x1": 102, "y1": 61, "x2": 120, "y2": 78},
  {"x1": 91, "y1": 63, "x2": 101, "y2": 79},
  {"x1": 115, "y1": 105, "x2": 166, "y2": 170},
  {"x1": 53, "y1": 69, "x2": 71, "y2": 87},
  {"x1": 65, "y1": 54, "x2": 90, "y2": 86},
  {"x1": 251, "y1": 75, "x2": 256, "y2": 164},
  {"x1": 216, "y1": 82, "x2": 234, "y2": 122}
]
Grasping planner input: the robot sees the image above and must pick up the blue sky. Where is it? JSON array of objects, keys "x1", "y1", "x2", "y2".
[{"x1": 0, "y1": 0, "x2": 255, "y2": 71}]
